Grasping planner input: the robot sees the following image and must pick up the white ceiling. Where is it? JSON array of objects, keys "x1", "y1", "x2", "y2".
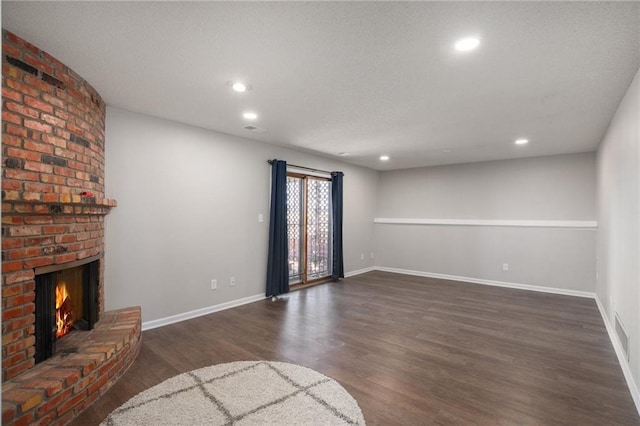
[{"x1": 3, "y1": 2, "x2": 639, "y2": 171}]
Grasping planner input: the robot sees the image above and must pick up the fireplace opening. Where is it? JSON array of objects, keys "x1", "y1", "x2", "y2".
[{"x1": 34, "y1": 259, "x2": 99, "y2": 363}]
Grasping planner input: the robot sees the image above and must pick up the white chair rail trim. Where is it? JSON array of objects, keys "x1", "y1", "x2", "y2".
[{"x1": 374, "y1": 218, "x2": 597, "y2": 228}]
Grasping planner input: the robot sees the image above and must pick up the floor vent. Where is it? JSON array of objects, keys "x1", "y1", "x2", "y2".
[{"x1": 614, "y1": 313, "x2": 630, "y2": 361}]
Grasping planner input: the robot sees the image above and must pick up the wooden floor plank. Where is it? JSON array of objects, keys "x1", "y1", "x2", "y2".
[{"x1": 71, "y1": 271, "x2": 640, "y2": 425}]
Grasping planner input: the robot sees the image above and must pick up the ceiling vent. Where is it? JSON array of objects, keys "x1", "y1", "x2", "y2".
[{"x1": 243, "y1": 125, "x2": 266, "y2": 134}]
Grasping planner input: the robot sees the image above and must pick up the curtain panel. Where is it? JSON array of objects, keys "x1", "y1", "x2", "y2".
[
  {"x1": 331, "y1": 172, "x2": 344, "y2": 280},
  {"x1": 266, "y1": 160, "x2": 289, "y2": 297}
]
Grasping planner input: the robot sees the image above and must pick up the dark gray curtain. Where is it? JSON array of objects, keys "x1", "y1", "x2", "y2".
[
  {"x1": 331, "y1": 172, "x2": 344, "y2": 280},
  {"x1": 266, "y1": 160, "x2": 289, "y2": 297}
]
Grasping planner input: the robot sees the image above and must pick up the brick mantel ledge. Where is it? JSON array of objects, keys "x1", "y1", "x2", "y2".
[
  {"x1": 3, "y1": 197, "x2": 117, "y2": 206},
  {"x1": 1, "y1": 306, "x2": 142, "y2": 426}
]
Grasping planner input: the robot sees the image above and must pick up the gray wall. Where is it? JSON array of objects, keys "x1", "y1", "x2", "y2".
[
  {"x1": 375, "y1": 153, "x2": 597, "y2": 292},
  {"x1": 597, "y1": 67, "x2": 640, "y2": 390},
  {"x1": 104, "y1": 107, "x2": 378, "y2": 323},
  {"x1": 377, "y1": 153, "x2": 596, "y2": 220}
]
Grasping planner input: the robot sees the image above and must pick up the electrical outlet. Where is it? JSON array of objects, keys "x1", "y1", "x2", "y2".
[
  {"x1": 230, "y1": 277, "x2": 235, "y2": 286},
  {"x1": 211, "y1": 279, "x2": 217, "y2": 290},
  {"x1": 360, "y1": 253, "x2": 364, "y2": 260},
  {"x1": 258, "y1": 214, "x2": 264, "y2": 223},
  {"x1": 370, "y1": 252, "x2": 374, "y2": 259},
  {"x1": 502, "y1": 263, "x2": 509, "y2": 271}
]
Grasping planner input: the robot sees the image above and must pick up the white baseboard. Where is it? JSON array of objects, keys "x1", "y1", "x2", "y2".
[
  {"x1": 345, "y1": 266, "x2": 376, "y2": 278},
  {"x1": 374, "y1": 266, "x2": 596, "y2": 298},
  {"x1": 142, "y1": 293, "x2": 266, "y2": 331},
  {"x1": 594, "y1": 296, "x2": 640, "y2": 415}
]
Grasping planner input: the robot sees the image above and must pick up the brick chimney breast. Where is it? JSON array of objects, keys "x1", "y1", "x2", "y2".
[{"x1": 2, "y1": 29, "x2": 116, "y2": 381}]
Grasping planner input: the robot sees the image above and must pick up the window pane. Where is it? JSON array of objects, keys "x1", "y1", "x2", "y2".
[
  {"x1": 286, "y1": 176, "x2": 304, "y2": 283},
  {"x1": 306, "y1": 179, "x2": 330, "y2": 280}
]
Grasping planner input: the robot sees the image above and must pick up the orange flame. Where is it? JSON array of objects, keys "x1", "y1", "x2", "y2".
[{"x1": 55, "y1": 283, "x2": 72, "y2": 337}]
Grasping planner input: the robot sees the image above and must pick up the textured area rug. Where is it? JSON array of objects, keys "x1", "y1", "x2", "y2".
[{"x1": 102, "y1": 361, "x2": 366, "y2": 425}]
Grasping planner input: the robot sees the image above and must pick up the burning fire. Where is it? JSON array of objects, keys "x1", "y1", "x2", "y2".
[{"x1": 56, "y1": 283, "x2": 73, "y2": 338}]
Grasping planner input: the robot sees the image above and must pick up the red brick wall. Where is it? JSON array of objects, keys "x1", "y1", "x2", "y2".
[{"x1": 2, "y1": 30, "x2": 115, "y2": 381}]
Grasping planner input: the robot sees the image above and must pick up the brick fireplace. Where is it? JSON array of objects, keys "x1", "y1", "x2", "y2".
[{"x1": 2, "y1": 30, "x2": 141, "y2": 425}]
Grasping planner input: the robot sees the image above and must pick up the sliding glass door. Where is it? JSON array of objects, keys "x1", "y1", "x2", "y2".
[{"x1": 286, "y1": 173, "x2": 331, "y2": 285}]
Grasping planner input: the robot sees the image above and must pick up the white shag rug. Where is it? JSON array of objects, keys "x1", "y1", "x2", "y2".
[{"x1": 102, "y1": 361, "x2": 366, "y2": 425}]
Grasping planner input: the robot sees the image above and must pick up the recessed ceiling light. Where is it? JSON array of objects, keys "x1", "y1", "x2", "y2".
[
  {"x1": 380, "y1": 155, "x2": 390, "y2": 161},
  {"x1": 515, "y1": 138, "x2": 529, "y2": 145},
  {"x1": 338, "y1": 152, "x2": 350, "y2": 156},
  {"x1": 232, "y1": 82, "x2": 249, "y2": 92},
  {"x1": 442, "y1": 149, "x2": 452, "y2": 153},
  {"x1": 243, "y1": 112, "x2": 258, "y2": 120},
  {"x1": 455, "y1": 37, "x2": 480, "y2": 52}
]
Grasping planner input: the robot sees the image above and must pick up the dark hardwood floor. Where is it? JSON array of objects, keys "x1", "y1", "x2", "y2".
[{"x1": 72, "y1": 271, "x2": 640, "y2": 425}]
